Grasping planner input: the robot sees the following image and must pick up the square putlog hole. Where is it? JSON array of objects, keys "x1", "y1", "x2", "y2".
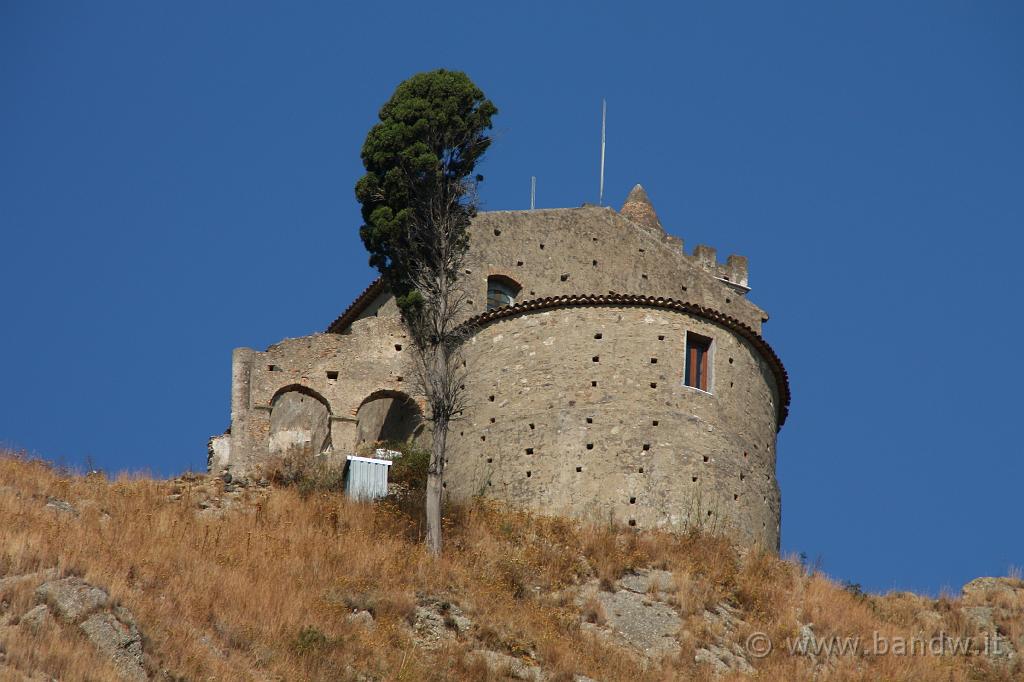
[
  {"x1": 594, "y1": 332, "x2": 603, "y2": 339},
  {"x1": 525, "y1": 448, "x2": 534, "y2": 455},
  {"x1": 326, "y1": 371, "x2": 339, "y2": 380}
]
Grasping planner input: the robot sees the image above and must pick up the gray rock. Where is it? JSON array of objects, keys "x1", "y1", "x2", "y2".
[
  {"x1": 0, "y1": 569, "x2": 58, "y2": 594},
  {"x1": 19, "y1": 604, "x2": 53, "y2": 633},
  {"x1": 617, "y1": 570, "x2": 674, "y2": 597},
  {"x1": 594, "y1": 584, "x2": 680, "y2": 658},
  {"x1": 693, "y1": 603, "x2": 754, "y2": 675},
  {"x1": 701, "y1": 602, "x2": 745, "y2": 635},
  {"x1": 35, "y1": 576, "x2": 108, "y2": 623},
  {"x1": 694, "y1": 643, "x2": 753, "y2": 675},
  {"x1": 411, "y1": 599, "x2": 472, "y2": 651},
  {"x1": 79, "y1": 611, "x2": 147, "y2": 681},
  {"x1": 961, "y1": 577, "x2": 1022, "y2": 603},
  {"x1": 469, "y1": 650, "x2": 544, "y2": 681},
  {"x1": 960, "y1": 577, "x2": 1021, "y2": 662},
  {"x1": 44, "y1": 497, "x2": 77, "y2": 516},
  {"x1": 346, "y1": 609, "x2": 374, "y2": 628}
]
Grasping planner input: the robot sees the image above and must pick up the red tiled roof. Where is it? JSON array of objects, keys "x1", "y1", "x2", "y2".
[{"x1": 325, "y1": 278, "x2": 386, "y2": 334}]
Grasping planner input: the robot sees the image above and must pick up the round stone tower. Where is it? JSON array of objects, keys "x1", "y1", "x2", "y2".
[
  {"x1": 216, "y1": 184, "x2": 789, "y2": 550},
  {"x1": 442, "y1": 186, "x2": 789, "y2": 549}
]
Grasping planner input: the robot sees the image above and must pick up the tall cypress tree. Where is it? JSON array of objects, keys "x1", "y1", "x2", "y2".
[{"x1": 355, "y1": 69, "x2": 497, "y2": 554}]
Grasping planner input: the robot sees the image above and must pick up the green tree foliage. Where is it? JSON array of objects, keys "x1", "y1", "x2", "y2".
[{"x1": 355, "y1": 69, "x2": 497, "y2": 332}]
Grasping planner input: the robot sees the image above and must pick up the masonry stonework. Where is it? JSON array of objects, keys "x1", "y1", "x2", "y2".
[{"x1": 212, "y1": 185, "x2": 790, "y2": 550}]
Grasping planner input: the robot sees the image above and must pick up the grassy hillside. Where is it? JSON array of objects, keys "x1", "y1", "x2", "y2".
[{"x1": 0, "y1": 451, "x2": 1020, "y2": 681}]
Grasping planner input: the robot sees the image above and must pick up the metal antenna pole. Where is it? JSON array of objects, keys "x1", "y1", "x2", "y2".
[
  {"x1": 530, "y1": 176, "x2": 536, "y2": 210},
  {"x1": 599, "y1": 98, "x2": 606, "y2": 205}
]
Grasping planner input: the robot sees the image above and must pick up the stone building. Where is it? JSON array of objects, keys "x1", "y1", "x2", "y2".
[{"x1": 209, "y1": 185, "x2": 790, "y2": 549}]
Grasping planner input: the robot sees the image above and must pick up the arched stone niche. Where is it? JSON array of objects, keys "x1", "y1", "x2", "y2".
[
  {"x1": 268, "y1": 385, "x2": 332, "y2": 459},
  {"x1": 356, "y1": 390, "x2": 423, "y2": 446}
]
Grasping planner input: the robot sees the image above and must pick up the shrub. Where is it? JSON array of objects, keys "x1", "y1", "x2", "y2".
[
  {"x1": 292, "y1": 626, "x2": 330, "y2": 656},
  {"x1": 261, "y1": 451, "x2": 345, "y2": 498}
]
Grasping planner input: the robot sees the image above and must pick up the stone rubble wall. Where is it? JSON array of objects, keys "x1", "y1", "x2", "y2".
[{"x1": 446, "y1": 304, "x2": 781, "y2": 549}]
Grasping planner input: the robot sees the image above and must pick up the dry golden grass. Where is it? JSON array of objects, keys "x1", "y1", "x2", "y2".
[{"x1": 0, "y1": 451, "x2": 1019, "y2": 681}]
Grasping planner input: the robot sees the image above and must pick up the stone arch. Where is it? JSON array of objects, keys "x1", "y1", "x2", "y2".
[
  {"x1": 356, "y1": 390, "x2": 424, "y2": 446},
  {"x1": 268, "y1": 384, "x2": 332, "y2": 458}
]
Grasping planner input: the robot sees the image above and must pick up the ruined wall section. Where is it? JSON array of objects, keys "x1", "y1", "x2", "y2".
[
  {"x1": 445, "y1": 304, "x2": 781, "y2": 549},
  {"x1": 225, "y1": 304, "x2": 423, "y2": 477}
]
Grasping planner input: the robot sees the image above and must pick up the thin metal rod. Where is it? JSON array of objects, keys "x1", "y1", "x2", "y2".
[
  {"x1": 530, "y1": 176, "x2": 536, "y2": 210},
  {"x1": 599, "y1": 98, "x2": 606, "y2": 205}
]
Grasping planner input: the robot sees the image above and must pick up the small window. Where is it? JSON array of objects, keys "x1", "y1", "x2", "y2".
[
  {"x1": 486, "y1": 275, "x2": 521, "y2": 311},
  {"x1": 685, "y1": 333, "x2": 712, "y2": 391}
]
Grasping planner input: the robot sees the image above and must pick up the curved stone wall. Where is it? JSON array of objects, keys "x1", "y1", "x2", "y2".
[{"x1": 445, "y1": 303, "x2": 782, "y2": 549}]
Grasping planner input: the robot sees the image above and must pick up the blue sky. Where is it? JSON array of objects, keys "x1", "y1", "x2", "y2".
[{"x1": 2, "y1": 2, "x2": 1022, "y2": 595}]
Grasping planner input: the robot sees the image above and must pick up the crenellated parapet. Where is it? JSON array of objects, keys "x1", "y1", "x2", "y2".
[
  {"x1": 618, "y1": 184, "x2": 750, "y2": 292},
  {"x1": 690, "y1": 246, "x2": 749, "y2": 291}
]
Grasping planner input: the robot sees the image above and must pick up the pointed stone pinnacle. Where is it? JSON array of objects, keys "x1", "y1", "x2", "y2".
[{"x1": 620, "y1": 184, "x2": 663, "y2": 231}]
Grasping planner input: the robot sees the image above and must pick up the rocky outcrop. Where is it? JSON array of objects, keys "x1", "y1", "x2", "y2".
[
  {"x1": 35, "y1": 577, "x2": 108, "y2": 623},
  {"x1": 694, "y1": 603, "x2": 754, "y2": 675},
  {"x1": 583, "y1": 569, "x2": 681, "y2": 659},
  {"x1": 79, "y1": 608, "x2": 146, "y2": 682},
  {"x1": 29, "y1": 575, "x2": 147, "y2": 680},
  {"x1": 410, "y1": 597, "x2": 473, "y2": 651},
  {"x1": 960, "y1": 576, "x2": 1022, "y2": 663}
]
